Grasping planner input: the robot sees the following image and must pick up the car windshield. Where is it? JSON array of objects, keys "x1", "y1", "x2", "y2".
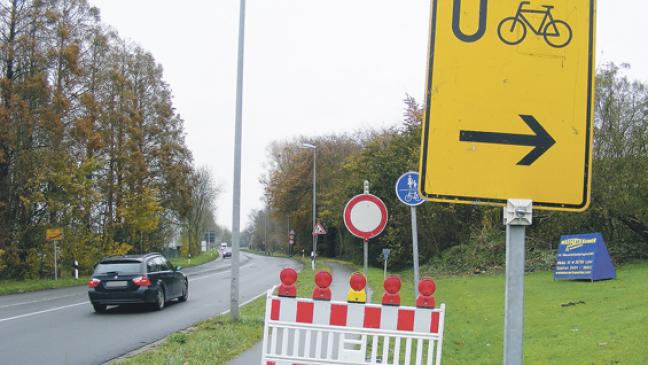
[{"x1": 94, "y1": 261, "x2": 141, "y2": 275}]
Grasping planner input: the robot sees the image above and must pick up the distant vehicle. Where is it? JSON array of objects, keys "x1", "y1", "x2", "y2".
[
  {"x1": 220, "y1": 243, "x2": 231, "y2": 258},
  {"x1": 87, "y1": 253, "x2": 188, "y2": 313}
]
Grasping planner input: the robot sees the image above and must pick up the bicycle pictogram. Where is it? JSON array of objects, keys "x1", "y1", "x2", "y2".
[
  {"x1": 404, "y1": 190, "x2": 420, "y2": 203},
  {"x1": 497, "y1": 1, "x2": 573, "y2": 48}
]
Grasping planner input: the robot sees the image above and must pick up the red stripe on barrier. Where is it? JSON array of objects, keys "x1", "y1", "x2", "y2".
[
  {"x1": 397, "y1": 309, "x2": 415, "y2": 331},
  {"x1": 267, "y1": 362, "x2": 275, "y2": 365},
  {"x1": 271, "y1": 299, "x2": 280, "y2": 321},
  {"x1": 330, "y1": 304, "x2": 348, "y2": 326},
  {"x1": 363, "y1": 307, "x2": 381, "y2": 329},
  {"x1": 431, "y1": 311, "x2": 440, "y2": 333},
  {"x1": 296, "y1": 301, "x2": 314, "y2": 323}
]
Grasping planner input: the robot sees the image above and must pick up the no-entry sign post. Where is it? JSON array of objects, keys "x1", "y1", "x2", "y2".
[
  {"x1": 343, "y1": 181, "x2": 388, "y2": 280},
  {"x1": 419, "y1": 1, "x2": 596, "y2": 364}
]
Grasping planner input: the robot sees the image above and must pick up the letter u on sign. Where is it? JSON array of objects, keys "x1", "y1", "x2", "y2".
[{"x1": 452, "y1": 0, "x2": 488, "y2": 42}]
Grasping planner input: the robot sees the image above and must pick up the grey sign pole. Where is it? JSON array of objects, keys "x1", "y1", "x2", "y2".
[
  {"x1": 363, "y1": 180, "x2": 370, "y2": 278},
  {"x1": 363, "y1": 239, "x2": 369, "y2": 278},
  {"x1": 230, "y1": 0, "x2": 246, "y2": 321},
  {"x1": 503, "y1": 199, "x2": 532, "y2": 365},
  {"x1": 53, "y1": 240, "x2": 58, "y2": 281},
  {"x1": 382, "y1": 248, "x2": 391, "y2": 279},
  {"x1": 411, "y1": 206, "x2": 420, "y2": 298}
]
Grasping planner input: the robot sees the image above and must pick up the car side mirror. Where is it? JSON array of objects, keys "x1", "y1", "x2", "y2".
[{"x1": 175, "y1": 266, "x2": 182, "y2": 272}]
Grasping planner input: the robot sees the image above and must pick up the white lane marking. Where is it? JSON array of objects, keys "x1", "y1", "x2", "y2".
[
  {"x1": 0, "y1": 293, "x2": 82, "y2": 309},
  {"x1": 219, "y1": 287, "x2": 274, "y2": 316},
  {"x1": 188, "y1": 271, "x2": 228, "y2": 283},
  {"x1": 0, "y1": 302, "x2": 87, "y2": 323}
]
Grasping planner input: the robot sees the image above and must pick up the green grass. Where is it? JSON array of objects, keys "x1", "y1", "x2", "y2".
[
  {"x1": 170, "y1": 250, "x2": 218, "y2": 269},
  {"x1": 0, "y1": 277, "x2": 86, "y2": 296},
  {"x1": 364, "y1": 262, "x2": 648, "y2": 365},
  {"x1": 119, "y1": 257, "x2": 322, "y2": 365}
]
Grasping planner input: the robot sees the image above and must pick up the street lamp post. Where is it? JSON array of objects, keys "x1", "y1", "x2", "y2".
[
  {"x1": 230, "y1": 0, "x2": 247, "y2": 321},
  {"x1": 301, "y1": 143, "x2": 317, "y2": 270}
]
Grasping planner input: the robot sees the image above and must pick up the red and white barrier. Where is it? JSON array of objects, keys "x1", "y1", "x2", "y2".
[{"x1": 261, "y1": 270, "x2": 446, "y2": 365}]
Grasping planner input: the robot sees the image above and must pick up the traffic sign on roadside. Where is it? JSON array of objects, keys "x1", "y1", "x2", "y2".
[
  {"x1": 46, "y1": 228, "x2": 62, "y2": 241},
  {"x1": 343, "y1": 194, "x2": 388, "y2": 241},
  {"x1": 395, "y1": 171, "x2": 425, "y2": 207},
  {"x1": 419, "y1": 0, "x2": 596, "y2": 212},
  {"x1": 313, "y1": 223, "x2": 327, "y2": 236}
]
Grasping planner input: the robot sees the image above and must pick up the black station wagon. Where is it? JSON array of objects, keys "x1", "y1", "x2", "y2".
[{"x1": 88, "y1": 253, "x2": 188, "y2": 312}]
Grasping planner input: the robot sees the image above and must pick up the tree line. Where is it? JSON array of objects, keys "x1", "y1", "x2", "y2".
[
  {"x1": 252, "y1": 64, "x2": 648, "y2": 272},
  {"x1": 0, "y1": 0, "x2": 220, "y2": 279}
]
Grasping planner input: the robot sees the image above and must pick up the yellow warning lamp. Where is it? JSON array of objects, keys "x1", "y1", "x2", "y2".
[{"x1": 346, "y1": 272, "x2": 367, "y2": 303}]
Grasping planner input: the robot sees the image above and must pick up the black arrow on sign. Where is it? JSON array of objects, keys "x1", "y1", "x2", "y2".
[{"x1": 459, "y1": 115, "x2": 556, "y2": 166}]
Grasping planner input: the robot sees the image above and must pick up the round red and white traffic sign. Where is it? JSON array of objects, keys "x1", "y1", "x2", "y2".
[{"x1": 343, "y1": 194, "x2": 388, "y2": 240}]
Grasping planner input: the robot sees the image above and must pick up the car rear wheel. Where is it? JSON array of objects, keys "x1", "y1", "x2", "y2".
[
  {"x1": 178, "y1": 281, "x2": 188, "y2": 302},
  {"x1": 153, "y1": 287, "x2": 165, "y2": 311},
  {"x1": 92, "y1": 303, "x2": 107, "y2": 313}
]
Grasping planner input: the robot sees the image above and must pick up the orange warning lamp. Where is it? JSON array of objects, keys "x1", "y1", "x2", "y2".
[
  {"x1": 416, "y1": 277, "x2": 436, "y2": 308},
  {"x1": 312, "y1": 271, "x2": 332, "y2": 300},
  {"x1": 347, "y1": 272, "x2": 367, "y2": 303},
  {"x1": 382, "y1": 276, "x2": 401, "y2": 306},
  {"x1": 278, "y1": 267, "x2": 298, "y2": 297}
]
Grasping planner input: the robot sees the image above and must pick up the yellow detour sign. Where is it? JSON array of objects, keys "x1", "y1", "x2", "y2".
[
  {"x1": 419, "y1": 0, "x2": 596, "y2": 212},
  {"x1": 46, "y1": 228, "x2": 62, "y2": 241}
]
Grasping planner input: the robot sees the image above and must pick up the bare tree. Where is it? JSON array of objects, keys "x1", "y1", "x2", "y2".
[{"x1": 183, "y1": 167, "x2": 220, "y2": 255}]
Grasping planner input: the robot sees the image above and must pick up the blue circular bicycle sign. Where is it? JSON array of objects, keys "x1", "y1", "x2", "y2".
[{"x1": 395, "y1": 171, "x2": 425, "y2": 206}]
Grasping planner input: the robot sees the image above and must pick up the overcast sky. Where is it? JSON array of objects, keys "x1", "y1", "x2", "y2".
[{"x1": 90, "y1": 0, "x2": 648, "y2": 230}]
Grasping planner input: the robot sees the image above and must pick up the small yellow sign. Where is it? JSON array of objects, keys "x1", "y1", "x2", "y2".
[
  {"x1": 46, "y1": 228, "x2": 62, "y2": 241},
  {"x1": 419, "y1": 0, "x2": 596, "y2": 211}
]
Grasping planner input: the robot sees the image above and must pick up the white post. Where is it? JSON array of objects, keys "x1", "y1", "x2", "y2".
[{"x1": 503, "y1": 199, "x2": 532, "y2": 365}]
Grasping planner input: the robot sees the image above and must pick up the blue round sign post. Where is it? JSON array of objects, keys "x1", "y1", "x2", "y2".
[{"x1": 395, "y1": 171, "x2": 424, "y2": 297}]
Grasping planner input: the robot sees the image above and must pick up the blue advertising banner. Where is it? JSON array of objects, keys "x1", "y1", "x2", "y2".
[{"x1": 554, "y1": 233, "x2": 616, "y2": 281}]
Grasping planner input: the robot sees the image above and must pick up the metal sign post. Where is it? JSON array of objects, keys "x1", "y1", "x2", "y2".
[
  {"x1": 411, "y1": 206, "x2": 420, "y2": 297},
  {"x1": 503, "y1": 199, "x2": 532, "y2": 365},
  {"x1": 53, "y1": 240, "x2": 58, "y2": 281},
  {"x1": 382, "y1": 248, "x2": 391, "y2": 279},
  {"x1": 395, "y1": 172, "x2": 425, "y2": 297}
]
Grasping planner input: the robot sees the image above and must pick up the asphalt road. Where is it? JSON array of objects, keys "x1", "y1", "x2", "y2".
[{"x1": 0, "y1": 252, "x2": 297, "y2": 365}]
